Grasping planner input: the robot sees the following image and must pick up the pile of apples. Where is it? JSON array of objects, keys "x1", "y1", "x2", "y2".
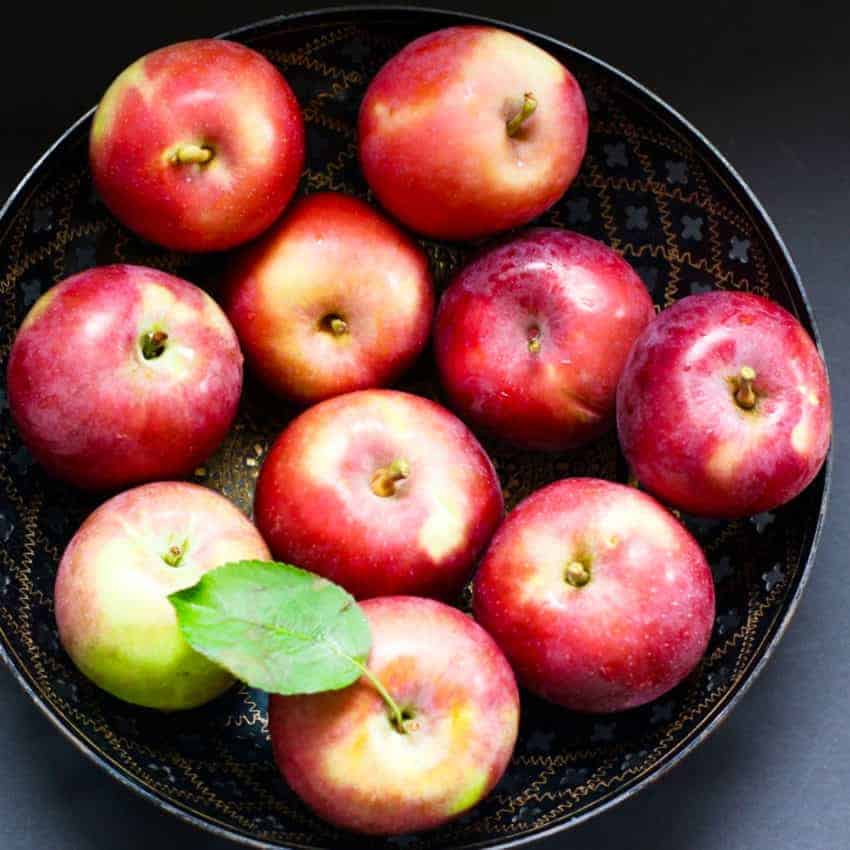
[{"x1": 5, "y1": 27, "x2": 831, "y2": 837}]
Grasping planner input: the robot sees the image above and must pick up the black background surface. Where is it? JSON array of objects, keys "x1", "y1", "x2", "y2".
[{"x1": 1, "y1": 2, "x2": 848, "y2": 848}]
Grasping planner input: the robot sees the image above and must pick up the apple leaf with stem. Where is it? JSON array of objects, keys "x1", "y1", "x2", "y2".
[{"x1": 168, "y1": 561, "x2": 406, "y2": 729}]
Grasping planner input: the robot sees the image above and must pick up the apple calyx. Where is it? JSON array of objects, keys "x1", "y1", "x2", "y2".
[
  {"x1": 320, "y1": 314, "x2": 349, "y2": 336},
  {"x1": 162, "y1": 539, "x2": 187, "y2": 567},
  {"x1": 140, "y1": 329, "x2": 168, "y2": 360},
  {"x1": 733, "y1": 365, "x2": 758, "y2": 410},
  {"x1": 370, "y1": 458, "x2": 410, "y2": 497},
  {"x1": 169, "y1": 143, "x2": 214, "y2": 166},
  {"x1": 506, "y1": 92, "x2": 537, "y2": 137},
  {"x1": 564, "y1": 560, "x2": 591, "y2": 588}
]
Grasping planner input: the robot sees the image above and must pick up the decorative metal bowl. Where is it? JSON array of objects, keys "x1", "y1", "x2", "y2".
[{"x1": 0, "y1": 7, "x2": 830, "y2": 849}]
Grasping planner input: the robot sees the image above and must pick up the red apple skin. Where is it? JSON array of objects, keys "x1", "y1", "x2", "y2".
[
  {"x1": 221, "y1": 192, "x2": 434, "y2": 405},
  {"x1": 254, "y1": 390, "x2": 503, "y2": 600},
  {"x1": 617, "y1": 292, "x2": 832, "y2": 518},
  {"x1": 358, "y1": 26, "x2": 588, "y2": 240},
  {"x1": 435, "y1": 229, "x2": 655, "y2": 450},
  {"x1": 6, "y1": 264, "x2": 242, "y2": 491},
  {"x1": 55, "y1": 482, "x2": 271, "y2": 710},
  {"x1": 473, "y1": 478, "x2": 715, "y2": 713},
  {"x1": 269, "y1": 596, "x2": 520, "y2": 835},
  {"x1": 89, "y1": 39, "x2": 304, "y2": 252}
]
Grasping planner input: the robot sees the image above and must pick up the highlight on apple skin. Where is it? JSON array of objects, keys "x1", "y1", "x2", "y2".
[
  {"x1": 89, "y1": 39, "x2": 305, "y2": 253},
  {"x1": 617, "y1": 291, "x2": 832, "y2": 518},
  {"x1": 435, "y1": 228, "x2": 655, "y2": 451},
  {"x1": 221, "y1": 192, "x2": 434, "y2": 405},
  {"x1": 358, "y1": 25, "x2": 589, "y2": 240},
  {"x1": 254, "y1": 389, "x2": 504, "y2": 601},
  {"x1": 269, "y1": 596, "x2": 520, "y2": 835},
  {"x1": 54, "y1": 482, "x2": 271, "y2": 711},
  {"x1": 6, "y1": 264, "x2": 243, "y2": 491},
  {"x1": 473, "y1": 478, "x2": 715, "y2": 713}
]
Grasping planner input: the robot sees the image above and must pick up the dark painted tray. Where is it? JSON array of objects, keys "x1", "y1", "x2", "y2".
[{"x1": 0, "y1": 7, "x2": 831, "y2": 850}]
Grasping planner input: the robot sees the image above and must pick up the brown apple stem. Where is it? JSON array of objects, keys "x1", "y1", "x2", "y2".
[
  {"x1": 370, "y1": 458, "x2": 410, "y2": 497},
  {"x1": 506, "y1": 92, "x2": 537, "y2": 137},
  {"x1": 141, "y1": 330, "x2": 168, "y2": 360},
  {"x1": 170, "y1": 143, "x2": 214, "y2": 165},
  {"x1": 564, "y1": 560, "x2": 591, "y2": 588},
  {"x1": 351, "y1": 658, "x2": 408, "y2": 734},
  {"x1": 734, "y1": 365, "x2": 758, "y2": 410}
]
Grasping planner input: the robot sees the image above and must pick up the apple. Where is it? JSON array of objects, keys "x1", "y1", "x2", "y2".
[
  {"x1": 617, "y1": 291, "x2": 832, "y2": 517},
  {"x1": 254, "y1": 390, "x2": 503, "y2": 600},
  {"x1": 473, "y1": 478, "x2": 715, "y2": 713},
  {"x1": 6, "y1": 264, "x2": 242, "y2": 491},
  {"x1": 358, "y1": 25, "x2": 588, "y2": 240},
  {"x1": 435, "y1": 228, "x2": 654, "y2": 450},
  {"x1": 54, "y1": 482, "x2": 271, "y2": 710},
  {"x1": 221, "y1": 192, "x2": 434, "y2": 405},
  {"x1": 269, "y1": 596, "x2": 519, "y2": 834},
  {"x1": 89, "y1": 39, "x2": 304, "y2": 252}
]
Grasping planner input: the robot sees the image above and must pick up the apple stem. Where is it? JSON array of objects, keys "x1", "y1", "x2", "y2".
[
  {"x1": 170, "y1": 144, "x2": 214, "y2": 166},
  {"x1": 351, "y1": 658, "x2": 409, "y2": 734},
  {"x1": 565, "y1": 560, "x2": 591, "y2": 588},
  {"x1": 141, "y1": 330, "x2": 168, "y2": 360},
  {"x1": 528, "y1": 330, "x2": 542, "y2": 354},
  {"x1": 370, "y1": 458, "x2": 410, "y2": 497},
  {"x1": 162, "y1": 539, "x2": 187, "y2": 568},
  {"x1": 506, "y1": 92, "x2": 537, "y2": 137},
  {"x1": 734, "y1": 365, "x2": 758, "y2": 410}
]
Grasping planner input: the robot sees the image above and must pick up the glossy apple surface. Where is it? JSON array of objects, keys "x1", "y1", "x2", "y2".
[
  {"x1": 474, "y1": 478, "x2": 715, "y2": 713},
  {"x1": 90, "y1": 39, "x2": 304, "y2": 252},
  {"x1": 617, "y1": 291, "x2": 832, "y2": 517},
  {"x1": 359, "y1": 26, "x2": 588, "y2": 240},
  {"x1": 55, "y1": 482, "x2": 270, "y2": 710},
  {"x1": 254, "y1": 390, "x2": 503, "y2": 600},
  {"x1": 269, "y1": 596, "x2": 519, "y2": 834},
  {"x1": 221, "y1": 192, "x2": 433, "y2": 404},
  {"x1": 6, "y1": 264, "x2": 242, "y2": 491},
  {"x1": 435, "y1": 228, "x2": 654, "y2": 450}
]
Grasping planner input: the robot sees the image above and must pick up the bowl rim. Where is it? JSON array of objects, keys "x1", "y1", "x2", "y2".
[{"x1": 0, "y1": 6, "x2": 832, "y2": 850}]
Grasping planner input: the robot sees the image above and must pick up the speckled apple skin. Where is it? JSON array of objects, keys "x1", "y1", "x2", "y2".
[
  {"x1": 6, "y1": 264, "x2": 243, "y2": 491},
  {"x1": 90, "y1": 39, "x2": 304, "y2": 252},
  {"x1": 221, "y1": 192, "x2": 434, "y2": 404},
  {"x1": 55, "y1": 482, "x2": 270, "y2": 710},
  {"x1": 358, "y1": 26, "x2": 588, "y2": 240},
  {"x1": 473, "y1": 478, "x2": 715, "y2": 713},
  {"x1": 269, "y1": 596, "x2": 519, "y2": 835},
  {"x1": 617, "y1": 291, "x2": 831, "y2": 518},
  {"x1": 254, "y1": 390, "x2": 504, "y2": 600},
  {"x1": 435, "y1": 229, "x2": 654, "y2": 450}
]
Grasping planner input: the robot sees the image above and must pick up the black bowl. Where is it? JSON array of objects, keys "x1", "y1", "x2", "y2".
[{"x1": 0, "y1": 6, "x2": 831, "y2": 849}]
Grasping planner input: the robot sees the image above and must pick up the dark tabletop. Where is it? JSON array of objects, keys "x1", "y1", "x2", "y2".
[{"x1": 2, "y1": 1, "x2": 848, "y2": 848}]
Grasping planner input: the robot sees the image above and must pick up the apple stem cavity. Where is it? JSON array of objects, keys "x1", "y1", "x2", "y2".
[
  {"x1": 506, "y1": 92, "x2": 537, "y2": 137},
  {"x1": 320, "y1": 314, "x2": 349, "y2": 336},
  {"x1": 370, "y1": 458, "x2": 410, "y2": 497},
  {"x1": 564, "y1": 560, "x2": 591, "y2": 588},
  {"x1": 528, "y1": 327, "x2": 542, "y2": 354},
  {"x1": 170, "y1": 143, "x2": 214, "y2": 166},
  {"x1": 350, "y1": 657, "x2": 410, "y2": 734},
  {"x1": 140, "y1": 329, "x2": 168, "y2": 360},
  {"x1": 734, "y1": 365, "x2": 758, "y2": 410}
]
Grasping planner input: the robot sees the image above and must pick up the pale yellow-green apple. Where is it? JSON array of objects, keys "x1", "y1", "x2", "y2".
[
  {"x1": 6, "y1": 264, "x2": 242, "y2": 491},
  {"x1": 269, "y1": 596, "x2": 519, "y2": 834},
  {"x1": 221, "y1": 192, "x2": 434, "y2": 404},
  {"x1": 358, "y1": 26, "x2": 588, "y2": 240},
  {"x1": 54, "y1": 482, "x2": 270, "y2": 710},
  {"x1": 254, "y1": 390, "x2": 503, "y2": 600},
  {"x1": 89, "y1": 39, "x2": 304, "y2": 252}
]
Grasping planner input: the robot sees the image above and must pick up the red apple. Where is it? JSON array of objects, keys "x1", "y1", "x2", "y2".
[
  {"x1": 254, "y1": 390, "x2": 503, "y2": 600},
  {"x1": 89, "y1": 39, "x2": 304, "y2": 252},
  {"x1": 6, "y1": 264, "x2": 242, "y2": 491},
  {"x1": 358, "y1": 26, "x2": 588, "y2": 240},
  {"x1": 473, "y1": 478, "x2": 715, "y2": 713},
  {"x1": 617, "y1": 291, "x2": 832, "y2": 517},
  {"x1": 435, "y1": 228, "x2": 654, "y2": 450},
  {"x1": 221, "y1": 192, "x2": 433, "y2": 404},
  {"x1": 269, "y1": 596, "x2": 519, "y2": 834},
  {"x1": 55, "y1": 482, "x2": 270, "y2": 710}
]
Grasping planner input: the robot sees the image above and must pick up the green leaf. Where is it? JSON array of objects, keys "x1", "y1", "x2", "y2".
[{"x1": 168, "y1": 560, "x2": 371, "y2": 695}]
